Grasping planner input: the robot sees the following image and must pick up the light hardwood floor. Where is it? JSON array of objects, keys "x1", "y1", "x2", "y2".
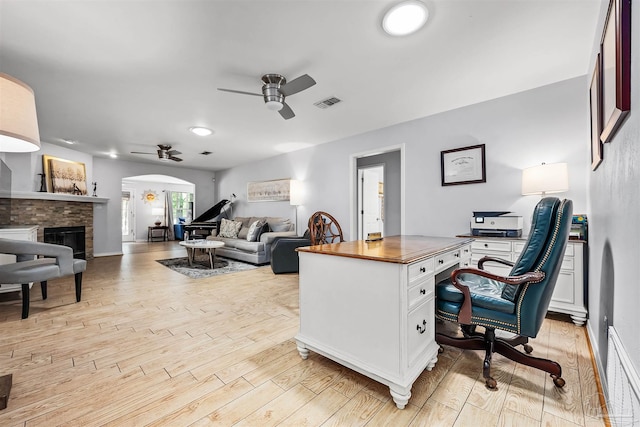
[{"x1": 0, "y1": 241, "x2": 607, "y2": 426}]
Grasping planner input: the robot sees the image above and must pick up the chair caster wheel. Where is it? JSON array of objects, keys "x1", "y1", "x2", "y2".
[
  {"x1": 523, "y1": 344, "x2": 533, "y2": 354},
  {"x1": 552, "y1": 376, "x2": 565, "y2": 388},
  {"x1": 485, "y1": 377, "x2": 497, "y2": 390}
]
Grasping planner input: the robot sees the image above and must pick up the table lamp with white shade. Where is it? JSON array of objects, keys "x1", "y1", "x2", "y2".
[{"x1": 522, "y1": 163, "x2": 569, "y2": 196}]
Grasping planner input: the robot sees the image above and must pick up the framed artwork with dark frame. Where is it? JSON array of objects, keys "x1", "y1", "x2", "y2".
[
  {"x1": 441, "y1": 144, "x2": 486, "y2": 186},
  {"x1": 599, "y1": 0, "x2": 631, "y2": 144},
  {"x1": 590, "y1": 54, "x2": 603, "y2": 171}
]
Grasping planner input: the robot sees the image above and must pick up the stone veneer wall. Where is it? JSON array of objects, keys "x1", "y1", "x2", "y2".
[{"x1": 9, "y1": 199, "x2": 94, "y2": 259}]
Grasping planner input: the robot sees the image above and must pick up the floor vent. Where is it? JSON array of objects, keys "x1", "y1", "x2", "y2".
[
  {"x1": 607, "y1": 327, "x2": 640, "y2": 426},
  {"x1": 314, "y1": 96, "x2": 342, "y2": 109}
]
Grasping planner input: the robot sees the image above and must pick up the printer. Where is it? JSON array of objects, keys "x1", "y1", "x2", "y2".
[{"x1": 471, "y1": 211, "x2": 523, "y2": 238}]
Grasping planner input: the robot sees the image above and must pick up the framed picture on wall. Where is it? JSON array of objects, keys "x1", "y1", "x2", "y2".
[
  {"x1": 247, "y1": 178, "x2": 291, "y2": 202},
  {"x1": 441, "y1": 144, "x2": 486, "y2": 186},
  {"x1": 42, "y1": 155, "x2": 88, "y2": 195},
  {"x1": 599, "y1": 0, "x2": 631, "y2": 143},
  {"x1": 590, "y1": 54, "x2": 603, "y2": 171}
]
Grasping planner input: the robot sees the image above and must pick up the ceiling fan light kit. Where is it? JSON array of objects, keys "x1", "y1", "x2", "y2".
[
  {"x1": 217, "y1": 73, "x2": 316, "y2": 120},
  {"x1": 382, "y1": 0, "x2": 429, "y2": 36}
]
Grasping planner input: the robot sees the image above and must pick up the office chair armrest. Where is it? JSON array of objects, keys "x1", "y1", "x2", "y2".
[
  {"x1": 449, "y1": 267, "x2": 545, "y2": 324},
  {"x1": 477, "y1": 256, "x2": 515, "y2": 270}
]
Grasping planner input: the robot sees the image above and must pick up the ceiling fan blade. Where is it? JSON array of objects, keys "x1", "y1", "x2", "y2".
[
  {"x1": 130, "y1": 151, "x2": 154, "y2": 155},
  {"x1": 169, "y1": 156, "x2": 183, "y2": 162},
  {"x1": 217, "y1": 88, "x2": 262, "y2": 97},
  {"x1": 280, "y1": 74, "x2": 316, "y2": 96},
  {"x1": 167, "y1": 150, "x2": 182, "y2": 156},
  {"x1": 279, "y1": 102, "x2": 295, "y2": 120}
]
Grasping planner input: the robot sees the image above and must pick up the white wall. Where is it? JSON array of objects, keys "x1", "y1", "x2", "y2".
[
  {"x1": 5, "y1": 142, "x2": 94, "y2": 193},
  {"x1": 587, "y1": 0, "x2": 640, "y2": 383},
  {"x1": 216, "y1": 76, "x2": 589, "y2": 242}
]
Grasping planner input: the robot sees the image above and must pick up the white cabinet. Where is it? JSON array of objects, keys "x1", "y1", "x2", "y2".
[
  {"x1": 469, "y1": 236, "x2": 587, "y2": 325},
  {"x1": 0, "y1": 226, "x2": 39, "y2": 293},
  {"x1": 296, "y1": 236, "x2": 472, "y2": 409}
]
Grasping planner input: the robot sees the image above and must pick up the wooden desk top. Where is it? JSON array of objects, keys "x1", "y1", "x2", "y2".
[{"x1": 297, "y1": 235, "x2": 472, "y2": 264}]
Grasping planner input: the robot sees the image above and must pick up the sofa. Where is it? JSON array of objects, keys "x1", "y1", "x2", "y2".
[{"x1": 205, "y1": 216, "x2": 296, "y2": 264}]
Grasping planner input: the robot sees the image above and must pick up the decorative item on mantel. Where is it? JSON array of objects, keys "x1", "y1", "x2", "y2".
[
  {"x1": 92, "y1": 182, "x2": 97, "y2": 197},
  {"x1": 37, "y1": 173, "x2": 46, "y2": 192}
]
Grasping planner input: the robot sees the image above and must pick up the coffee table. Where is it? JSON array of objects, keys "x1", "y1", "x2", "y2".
[{"x1": 179, "y1": 240, "x2": 225, "y2": 269}]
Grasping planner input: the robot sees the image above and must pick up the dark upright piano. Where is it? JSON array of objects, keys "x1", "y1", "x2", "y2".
[{"x1": 183, "y1": 199, "x2": 230, "y2": 239}]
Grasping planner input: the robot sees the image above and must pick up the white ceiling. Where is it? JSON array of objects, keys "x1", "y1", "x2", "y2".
[{"x1": 0, "y1": 0, "x2": 602, "y2": 171}]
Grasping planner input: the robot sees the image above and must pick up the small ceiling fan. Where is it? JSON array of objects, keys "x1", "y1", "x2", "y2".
[
  {"x1": 131, "y1": 144, "x2": 183, "y2": 162},
  {"x1": 218, "y1": 73, "x2": 316, "y2": 120}
]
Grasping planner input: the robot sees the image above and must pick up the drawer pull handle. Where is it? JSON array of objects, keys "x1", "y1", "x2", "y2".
[
  {"x1": 454, "y1": 253, "x2": 460, "y2": 258},
  {"x1": 484, "y1": 243, "x2": 489, "y2": 248},
  {"x1": 420, "y1": 288, "x2": 426, "y2": 295},
  {"x1": 419, "y1": 266, "x2": 426, "y2": 273},
  {"x1": 416, "y1": 320, "x2": 427, "y2": 334},
  {"x1": 438, "y1": 259, "x2": 444, "y2": 264}
]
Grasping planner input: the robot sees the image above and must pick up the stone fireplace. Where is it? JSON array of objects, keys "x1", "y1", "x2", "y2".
[{"x1": 9, "y1": 198, "x2": 95, "y2": 259}]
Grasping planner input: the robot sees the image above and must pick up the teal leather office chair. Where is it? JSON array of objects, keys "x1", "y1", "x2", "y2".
[{"x1": 435, "y1": 197, "x2": 572, "y2": 389}]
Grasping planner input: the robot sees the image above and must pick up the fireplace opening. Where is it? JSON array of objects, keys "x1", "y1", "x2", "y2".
[{"x1": 44, "y1": 226, "x2": 86, "y2": 260}]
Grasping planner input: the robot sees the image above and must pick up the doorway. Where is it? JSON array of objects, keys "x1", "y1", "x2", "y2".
[
  {"x1": 358, "y1": 165, "x2": 384, "y2": 240},
  {"x1": 351, "y1": 145, "x2": 404, "y2": 240},
  {"x1": 121, "y1": 188, "x2": 135, "y2": 242}
]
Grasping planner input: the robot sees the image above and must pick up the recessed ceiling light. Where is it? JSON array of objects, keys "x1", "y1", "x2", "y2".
[
  {"x1": 62, "y1": 139, "x2": 77, "y2": 145},
  {"x1": 109, "y1": 153, "x2": 118, "y2": 159},
  {"x1": 382, "y1": 1, "x2": 429, "y2": 36},
  {"x1": 189, "y1": 127, "x2": 213, "y2": 136}
]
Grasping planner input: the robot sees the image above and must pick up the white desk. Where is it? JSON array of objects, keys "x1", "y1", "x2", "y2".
[{"x1": 296, "y1": 235, "x2": 472, "y2": 409}]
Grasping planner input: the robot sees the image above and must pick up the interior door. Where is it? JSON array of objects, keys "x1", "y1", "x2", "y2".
[
  {"x1": 359, "y1": 167, "x2": 383, "y2": 240},
  {"x1": 121, "y1": 189, "x2": 135, "y2": 242}
]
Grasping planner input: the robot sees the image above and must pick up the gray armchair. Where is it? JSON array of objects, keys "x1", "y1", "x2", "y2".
[
  {"x1": 0, "y1": 238, "x2": 86, "y2": 319},
  {"x1": 270, "y1": 231, "x2": 312, "y2": 274}
]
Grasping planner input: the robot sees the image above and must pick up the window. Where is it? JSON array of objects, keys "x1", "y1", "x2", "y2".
[{"x1": 171, "y1": 192, "x2": 193, "y2": 224}]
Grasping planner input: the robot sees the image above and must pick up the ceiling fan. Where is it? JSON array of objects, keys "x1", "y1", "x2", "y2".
[
  {"x1": 218, "y1": 73, "x2": 316, "y2": 120},
  {"x1": 131, "y1": 144, "x2": 183, "y2": 162}
]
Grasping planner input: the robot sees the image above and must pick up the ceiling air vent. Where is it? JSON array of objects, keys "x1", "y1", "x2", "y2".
[
  {"x1": 314, "y1": 96, "x2": 342, "y2": 109},
  {"x1": 200, "y1": 151, "x2": 213, "y2": 155}
]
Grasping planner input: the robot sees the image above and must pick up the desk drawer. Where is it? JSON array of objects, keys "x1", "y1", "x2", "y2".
[
  {"x1": 408, "y1": 258, "x2": 434, "y2": 283},
  {"x1": 408, "y1": 277, "x2": 434, "y2": 311},
  {"x1": 408, "y1": 297, "x2": 434, "y2": 367},
  {"x1": 472, "y1": 240, "x2": 512, "y2": 253},
  {"x1": 435, "y1": 251, "x2": 459, "y2": 271}
]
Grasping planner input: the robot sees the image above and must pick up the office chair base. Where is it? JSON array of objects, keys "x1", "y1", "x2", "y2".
[{"x1": 436, "y1": 331, "x2": 565, "y2": 390}]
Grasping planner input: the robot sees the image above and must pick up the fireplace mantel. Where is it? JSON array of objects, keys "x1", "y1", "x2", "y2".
[{"x1": 12, "y1": 191, "x2": 108, "y2": 204}]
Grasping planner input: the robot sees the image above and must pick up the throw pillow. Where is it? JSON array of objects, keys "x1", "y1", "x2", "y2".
[
  {"x1": 218, "y1": 218, "x2": 243, "y2": 238},
  {"x1": 246, "y1": 219, "x2": 266, "y2": 241},
  {"x1": 238, "y1": 226, "x2": 250, "y2": 240},
  {"x1": 269, "y1": 219, "x2": 292, "y2": 232}
]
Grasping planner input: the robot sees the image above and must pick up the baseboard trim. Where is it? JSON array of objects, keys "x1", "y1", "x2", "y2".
[{"x1": 93, "y1": 252, "x2": 123, "y2": 258}]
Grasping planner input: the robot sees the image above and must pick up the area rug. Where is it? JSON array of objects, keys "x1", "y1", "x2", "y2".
[{"x1": 156, "y1": 256, "x2": 259, "y2": 279}]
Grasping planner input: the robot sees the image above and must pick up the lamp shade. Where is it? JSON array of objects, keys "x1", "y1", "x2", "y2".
[
  {"x1": 0, "y1": 73, "x2": 41, "y2": 152},
  {"x1": 522, "y1": 163, "x2": 569, "y2": 196},
  {"x1": 289, "y1": 180, "x2": 303, "y2": 206},
  {"x1": 151, "y1": 208, "x2": 164, "y2": 216}
]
